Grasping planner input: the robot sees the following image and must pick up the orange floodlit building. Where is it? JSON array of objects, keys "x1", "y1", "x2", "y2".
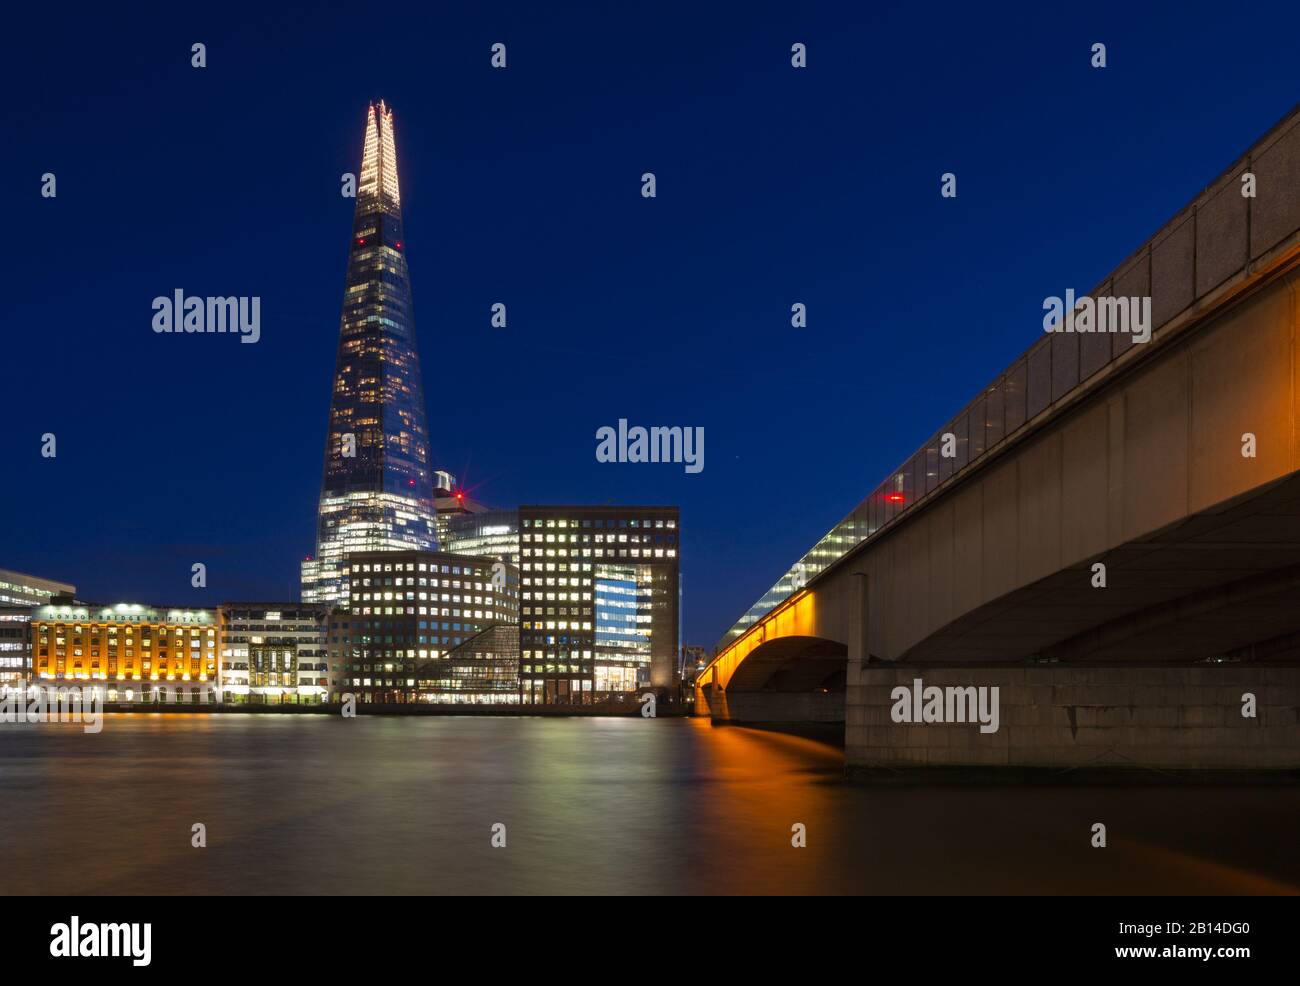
[{"x1": 30, "y1": 602, "x2": 221, "y2": 703}]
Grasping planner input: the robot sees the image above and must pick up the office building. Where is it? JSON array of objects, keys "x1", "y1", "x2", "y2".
[
  {"x1": 329, "y1": 550, "x2": 519, "y2": 703},
  {"x1": 519, "y1": 506, "x2": 679, "y2": 705},
  {"x1": 0, "y1": 568, "x2": 75, "y2": 608},
  {"x1": 0, "y1": 609, "x2": 29, "y2": 689},
  {"x1": 0, "y1": 568, "x2": 76, "y2": 688},
  {"x1": 442, "y1": 507, "x2": 520, "y2": 566},
  {"x1": 219, "y1": 604, "x2": 330, "y2": 704}
]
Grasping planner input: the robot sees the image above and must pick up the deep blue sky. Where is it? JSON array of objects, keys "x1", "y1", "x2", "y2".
[{"x1": 3, "y1": 1, "x2": 1298, "y2": 646}]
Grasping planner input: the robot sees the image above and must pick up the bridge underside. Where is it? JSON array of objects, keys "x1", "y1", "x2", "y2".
[
  {"x1": 726, "y1": 636, "x2": 847, "y2": 690},
  {"x1": 847, "y1": 474, "x2": 1300, "y2": 775},
  {"x1": 905, "y1": 470, "x2": 1300, "y2": 666}
]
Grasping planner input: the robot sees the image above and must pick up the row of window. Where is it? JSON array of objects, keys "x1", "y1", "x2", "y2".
[
  {"x1": 36, "y1": 671, "x2": 213, "y2": 680},
  {"x1": 350, "y1": 607, "x2": 500, "y2": 619},
  {"x1": 522, "y1": 548, "x2": 675, "y2": 559},
  {"x1": 354, "y1": 577, "x2": 492, "y2": 590},
  {"x1": 354, "y1": 592, "x2": 496, "y2": 605},
  {"x1": 39, "y1": 645, "x2": 212, "y2": 658},
  {"x1": 523, "y1": 533, "x2": 675, "y2": 544},
  {"x1": 37, "y1": 626, "x2": 215, "y2": 637},
  {"x1": 522, "y1": 519, "x2": 676, "y2": 529},
  {"x1": 350, "y1": 562, "x2": 484, "y2": 576}
]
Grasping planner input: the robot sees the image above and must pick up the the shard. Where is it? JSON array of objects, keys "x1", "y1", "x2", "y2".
[{"x1": 302, "y1": 101, "x2": 437, "y2": 607}]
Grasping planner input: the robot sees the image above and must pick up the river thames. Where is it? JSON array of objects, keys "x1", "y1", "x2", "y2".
[{"x1": 3, "y1": 714, "x2": 1297, "y2": 895}]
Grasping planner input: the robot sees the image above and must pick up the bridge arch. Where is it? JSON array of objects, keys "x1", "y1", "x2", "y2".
[{"x1": 726, "y1": 635, "x2": 847, "y2": 692}]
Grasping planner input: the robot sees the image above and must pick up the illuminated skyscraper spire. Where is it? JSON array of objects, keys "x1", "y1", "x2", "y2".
[
  {"x1": 358, "y1": 99, "x2": 401, "y2": 206},
  {"x1": 302, "y1": 102, "x2": 437, "y2": 607}
]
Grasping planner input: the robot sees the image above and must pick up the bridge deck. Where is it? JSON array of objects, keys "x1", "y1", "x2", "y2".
[{"x1": 718, "y1": 102, "x2": 1300, "y2": 655}]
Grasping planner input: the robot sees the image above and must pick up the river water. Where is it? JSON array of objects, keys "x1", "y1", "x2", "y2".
[{"x1": 2, "y1": 714, "x2": 1297, "y2": 895}]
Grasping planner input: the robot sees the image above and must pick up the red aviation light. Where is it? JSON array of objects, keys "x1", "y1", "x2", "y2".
[{"x1": 885, "y1": 492, "x2": 905, "y2": 503}]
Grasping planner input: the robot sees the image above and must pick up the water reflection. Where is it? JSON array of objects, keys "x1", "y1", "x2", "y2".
[{"x1": 1, "y1": 715, "x2": 1296, "y2": 894}]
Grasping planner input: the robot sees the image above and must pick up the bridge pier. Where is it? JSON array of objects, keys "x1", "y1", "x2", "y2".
[{"x1": 845, "y1": 664, "x2": 1300, "y2": 780}]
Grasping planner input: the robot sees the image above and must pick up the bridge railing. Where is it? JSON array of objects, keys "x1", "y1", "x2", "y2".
[{"x1": 718, "y1": 103, "x2": 1300, "y2": 654}]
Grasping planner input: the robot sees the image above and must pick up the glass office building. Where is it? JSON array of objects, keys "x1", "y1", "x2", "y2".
[
  {"x1": 519, "y1": 506, "x2": 679, "y2": 705},
  {"x1": 302, "y1": 101, "x2": 438, "y2": 607},
  {"x1": 0, "y1": 569, "x2": 75, "y2": 609},
  {"x1": 0, "y1": 568, "x2": 77, "y2": 687},
  {"x1": 443, "y1": 507, "x2": 520, "y2": 566},
  {"x1": 415, "y1": 624, "x2": 521, "y2": 704}
]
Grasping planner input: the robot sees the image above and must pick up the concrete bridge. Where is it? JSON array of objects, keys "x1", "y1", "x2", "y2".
[{"x1": 698, "y1": 105, "x2": 1300, "y2": 776}]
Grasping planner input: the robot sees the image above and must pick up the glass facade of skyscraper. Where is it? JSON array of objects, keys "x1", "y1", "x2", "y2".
[{"x1": 302, "y1": 102, "x2": 437, "y2": 607}]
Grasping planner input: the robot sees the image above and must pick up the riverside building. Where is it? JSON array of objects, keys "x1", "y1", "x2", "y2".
[
  {"x1": 0, "y1": 568, "x2": 76, "y2": 688},
  {"x1": 219, "y1": 604, "x2": 330, "y2": 703},
  {"x1": 330, "y1": 550, "x2": 519, "y2": 703},
  {"x1": 519, "y1": 506, "x2": 679, "y2": 705},
  {"x1": 30, "y1": 603, "x2": 220, "y2": 703}
]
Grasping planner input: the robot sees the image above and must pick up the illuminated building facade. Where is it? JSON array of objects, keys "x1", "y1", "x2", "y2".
[
  {"x1": 0, "y1": 568, "x2": 75, "y2": 608},
  {"x1": 30, "y1": 603, "x2": 220, "y2": 702},
  {"x1": 302, "y1": 101, "x2": 437, "y2": 607},
  {"x1": 219, "y1": 604, "x2": 330, "y2": 704},
  {"x1": 0, "y1": 609, "x2": 32, "y2": 689},
  {"x1": 592, "y1": 564, "x2": 651, "y2": 693},
  {"x1": 443, "y1": 507, "x2": 520, "y2": 566},
  {"x1": 329, "y1": 550, "x2": 519, "y2": 703},
  {"x1": 519, "y1": 506, "x2": 679, "y2": 705},
  {"x1": 0, "y1": 568, "x2": 75, "y2": 687}
]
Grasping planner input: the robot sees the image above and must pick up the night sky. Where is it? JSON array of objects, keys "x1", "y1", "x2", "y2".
[{"x1": 4, "y1": 2, "x2": 1298, "y2": 647}]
